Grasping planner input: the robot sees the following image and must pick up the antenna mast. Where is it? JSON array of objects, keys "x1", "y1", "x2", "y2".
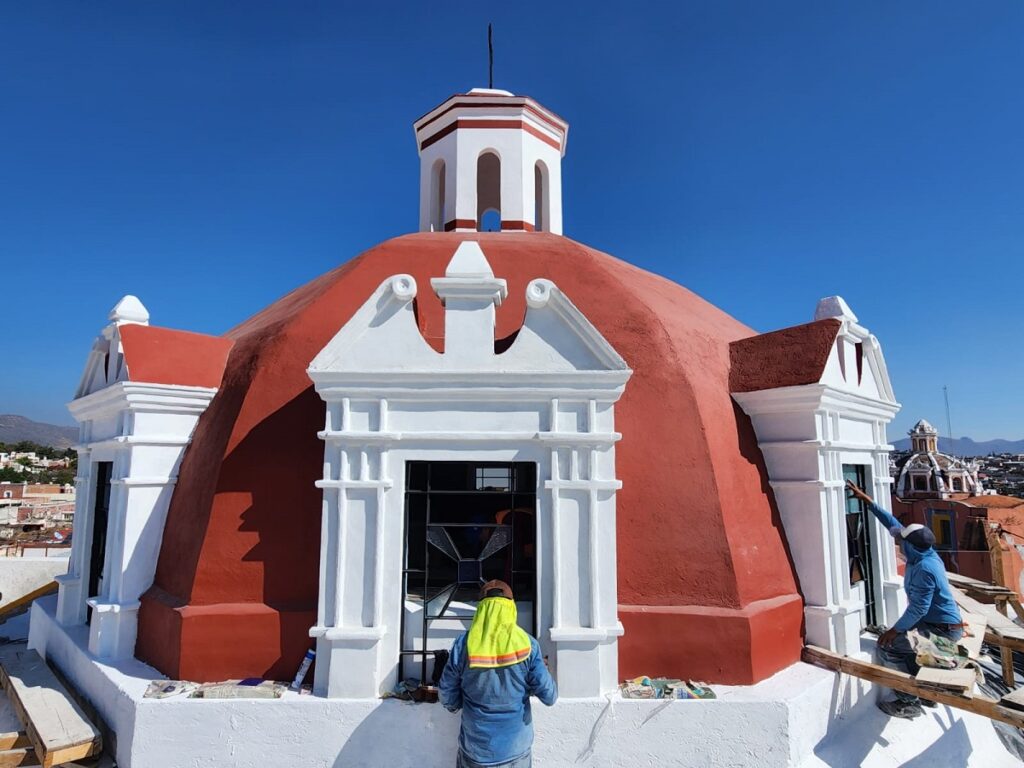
[
  {"x1": 943, "y1": 385, "x2": 954, "y2": 452},
  {"x1": 488, "y1": 24, "x2": 494, "y2": 89}
]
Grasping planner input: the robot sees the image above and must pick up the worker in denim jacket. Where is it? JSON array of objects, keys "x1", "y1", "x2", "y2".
[
  {"x1": 846, "y1": 480, "x2": 963, "y2": 720},
  {"x1": 439, "y1": 579, "x2": 557, "y2": 768}
]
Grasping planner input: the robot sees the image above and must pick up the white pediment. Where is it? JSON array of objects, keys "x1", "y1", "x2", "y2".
[
  {"x1": 74, "y1": 295, "x2": 150, "y2": 400},
  {"x1": 308, "y1": 243, "x2": 630, "y2": 385},
  {"x1": 816, "y1": 295, "x2": 897, "y2": 404}
]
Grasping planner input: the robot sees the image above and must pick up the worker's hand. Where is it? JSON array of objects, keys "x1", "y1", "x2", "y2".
[
  {"x1": 845, "y1": 479, "x2": 870, "y2": 502},
  {"x1": 878, "y1": 628, "x2": 900, "y2": 649}
]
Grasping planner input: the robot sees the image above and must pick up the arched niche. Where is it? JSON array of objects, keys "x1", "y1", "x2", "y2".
[
  {"x1": 430, "y1": 159, "x2": 446, "y2": 232},
  {"x1": 476, "y1": 151, "x2": 501, "y2": 231},
  {"x1": 534, "y1": 160, "x2": 550, "y2": 232}
]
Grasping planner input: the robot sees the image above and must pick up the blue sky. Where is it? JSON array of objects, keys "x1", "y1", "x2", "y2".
[{"x1": 2, "y1": 2, "x2": 1022, "y2": 440}]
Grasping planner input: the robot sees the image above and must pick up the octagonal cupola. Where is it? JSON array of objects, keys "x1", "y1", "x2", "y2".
[
  {"x1": 414, "y1": 88, "x2": 568, "y2": 234},
  {"x1": 910, "y1": 418, "x2": 939, "y2": 453}
]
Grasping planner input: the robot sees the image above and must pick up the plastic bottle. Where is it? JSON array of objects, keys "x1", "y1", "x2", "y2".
[{"x1": 290, "y1": 648, "x2": 316, "y2": 691}]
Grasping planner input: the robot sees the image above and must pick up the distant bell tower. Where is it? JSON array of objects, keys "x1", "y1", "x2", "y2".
[{"x1": 414, "y1": 88, "x2": 569, "y2": 234}]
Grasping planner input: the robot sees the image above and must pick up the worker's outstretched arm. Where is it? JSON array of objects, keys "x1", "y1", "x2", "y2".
[
  {"x1": 846, "y1": 480, "x2": 901, "y2": 536},
  {"x1": 438, "y1": 637, "x2": 464, "y2": 713},
  {"x1": 525, "y1": 640, "x2": 557, "y2": 706}
]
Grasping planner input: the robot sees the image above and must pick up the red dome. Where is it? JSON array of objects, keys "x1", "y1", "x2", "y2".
[{"x1": 137, "y1": 232, "x2": 803, "y2": 684}]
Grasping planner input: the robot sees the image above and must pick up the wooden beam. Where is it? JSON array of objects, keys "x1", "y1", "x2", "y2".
[
  {"x1": 0, "y1": 747, "x2": 36, "y2": 767},
  {"x1": 0, "y1": 737, "x2": 29, "y2": 753},
  {"x1": 0, "y1": 648, "x2": 101, "y2": 768},
  {"x1": 1009, "y1": 598, "x2": 1024, "y2": 624},
  {"x1": 1002, "y1": 647, "x2": 1016, "y2": 687},
  {"x1": 953, "y1": 588, "x2": 1024, "y2": 642},
  {"x1": 985, "y1": 523, "x2": 1008, "y2": 590},
  {"x1": 801, "y1": 645, "x2": 1024, "y2": 729},
  {"x1": 0, "y1": 583, "x2": 58, "y2": 625}
]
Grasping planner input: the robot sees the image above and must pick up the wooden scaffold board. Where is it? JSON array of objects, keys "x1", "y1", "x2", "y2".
[
  {"x1": 802, "y1": 645, "x2": 1024, "y2": 730},
  {"x1": 0, "y1": 648, "x2": 101, "y2": 768}
]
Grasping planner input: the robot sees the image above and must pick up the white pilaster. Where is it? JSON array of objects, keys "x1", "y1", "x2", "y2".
[
  {"x1": 61, "y1": 383, "x2": 217, "y2": 661},
  {"x1": 732, "y1": 297, "x2": 901, "y2": 655}
]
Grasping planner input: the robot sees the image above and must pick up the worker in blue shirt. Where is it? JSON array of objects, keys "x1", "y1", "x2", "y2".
[
  {"x1": 439, "y1": 579, "x2": 557, "y2": 768},
  {"x1": 846, "y1": 480, "x2": 964, "y2": 719}
]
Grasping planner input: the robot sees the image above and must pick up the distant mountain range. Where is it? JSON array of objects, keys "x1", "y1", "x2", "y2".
[
  {"x1": 2, "y1": 411, "x2": 1022, "y2": 457},
  {"x1": 892, "y1": 436, "x2": 1024, "y2": 456},
  {"x1": 0, "y1": 415, "x2": 78, "y2": 449}
]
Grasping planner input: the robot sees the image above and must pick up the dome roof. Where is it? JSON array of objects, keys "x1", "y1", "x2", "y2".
[
  {"x1": 910, "y1": 419, "x2": 938, "y2": 435},
  {"x1": 136, "y1": 232, "x2": 802, "y2": 685},
  {"x1": 894, "y1": 419, "x2": 981, "y2": 498}
]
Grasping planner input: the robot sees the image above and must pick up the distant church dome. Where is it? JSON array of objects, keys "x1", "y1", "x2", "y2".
[{"x1": 895, "y1": 418, "x2": 983, "y2": 498}]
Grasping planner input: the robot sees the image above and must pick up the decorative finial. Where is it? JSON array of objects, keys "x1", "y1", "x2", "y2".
[
  {"x1": 488, "y1": 23, "x2": 494, "y2": 90},
  {"x1": 109, "y1": 295, "x2": 150, "y2": 326},
  {"x1": 814, "y1": 295, "x2": 858, "y2": 323}
]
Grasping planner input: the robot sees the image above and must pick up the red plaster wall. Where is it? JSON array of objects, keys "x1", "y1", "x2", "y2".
[{"x1": 137, "y1": 233, "x2": 803, "y2": 684}]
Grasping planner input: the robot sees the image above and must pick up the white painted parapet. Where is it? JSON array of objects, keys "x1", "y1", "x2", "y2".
[
  {"x1": 307, "y1": 242, "x2": 631, "y2": 698},
  {"x1": 732, "y1": 297, "x2": 903, "y2": 657}
]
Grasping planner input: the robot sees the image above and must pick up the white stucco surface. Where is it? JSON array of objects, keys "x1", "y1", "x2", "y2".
[
  {"x1": 0, "y1": 556, "x2": 67, "y2": 607},
  {"x1": 306, "y1": 247, "x2": 631, "y2": 699},
  {"x1": 26, "y1": 596, "x2": 1018, "y2": 768}
]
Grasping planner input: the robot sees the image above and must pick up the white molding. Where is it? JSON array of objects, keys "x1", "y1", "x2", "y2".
[
  {"x1": 307, "y1": 245, "x2": 632, "y2": 699},
  {"x1": 733, "y1": 299, "x2": 903, "y2": 656},
  {"x1": 69, "y1": 382, "x2": 218, "y2": 421},
  {"x1": 309, "y1": 625, "x2": 387, "y2": 641},
  {"x1": 55, "y1": 356, "x2": 218, "y2": 662}
]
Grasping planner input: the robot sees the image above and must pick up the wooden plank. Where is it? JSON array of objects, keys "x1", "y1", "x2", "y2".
[
  {"x1": 947, "y1": 572, "x2": 1013, "y2": 595},
  {"x1": 0, "y1": 648, "x2": 100, "y2": 768},
  {"x1": 801, "y1": 645, "x2": 1024, "y2": 730},
  {"x1": 1000, "y1": 687, "x2": 1024, "y2": 711},
  {"x1": 1003, "y1": 647, "x2": 1016, "y2": 687},
  {"x1": 953, "y1": 588, "x2": 1024, "y2": 641},
  {"x1": 959, "y1": 612, "x2": 987, "y2": 659},
  {"x1": 1010, "y1": 598, "x2": 1024, "y2": 624},
  {"x1": 996, "y1": 596, "x2": 1010, "y2": 617},
  {"x1": 0, "y1": 584, "x2": 58, "y2": 626},
  {"x1": 0, "y1": 737, "x2": 28, "y2": 753},
  {"x1": 916, "y1": 666, "x2": 976, "y2": 694},
  {"x1": 0, "y1": 747, "x2": 36, "y2": 767}
]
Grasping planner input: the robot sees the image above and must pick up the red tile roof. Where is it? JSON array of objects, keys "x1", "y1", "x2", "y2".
[
  {"x1": 958, "y1": 494, "x2": 1024, "y2": 509},
  {"x1": 119, "y1": 324, "x2": 233, "y2": 389},
  {"x1": 729, "y1": 319, "x2": 841, "y2": 393}
]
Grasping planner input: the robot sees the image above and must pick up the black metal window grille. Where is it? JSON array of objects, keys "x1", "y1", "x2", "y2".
[
  {"x1": 400, "y1": 461, "x2": 537, "y2": 682},
  {"x1": 843, "y1": 464, "x2": 877, "y2": 626}
]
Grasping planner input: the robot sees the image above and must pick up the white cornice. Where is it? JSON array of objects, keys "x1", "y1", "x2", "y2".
[
  {"x1": 318, "y1": 430, "x2": 621, "y2": 446},
  {"x1": 732, "y1": 384, "x2": 900, "y2": 420},
  {"x1": 68, "y1": 381, "x2": 218, "y2": 423},
  {"x1": 312, "y1": 374, "x2": 630, "y2": 402}
]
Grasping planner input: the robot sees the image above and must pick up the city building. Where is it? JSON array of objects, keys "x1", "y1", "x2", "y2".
[
  {"x1": 891, "y1": 419, "x2": 1024, "y2": 598},
  {"x1": 893, "y1": 420, "x2": 986, "y2": 497}
]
